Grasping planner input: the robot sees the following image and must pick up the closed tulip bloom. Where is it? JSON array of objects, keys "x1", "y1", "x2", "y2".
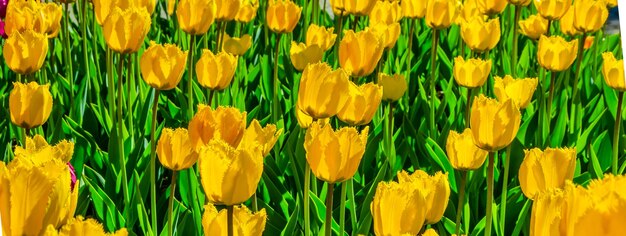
[
  {"x1": 3, "y1": 29, "x2": 48, "y2": 75},
  {"x1": 196, "y1": 50, "x2": 238, "y2": 91},
  {"x1": 240, "y1": 119, "x2": 282, "y2": 157},
  {"x1": 470, "y1": 95, "x2": 521, "y2": 152},
  {"x1": 453, "y1": 57, "x2": 492, "y2": 88},
  {"x1": 397, "y1": 170, "x2": 450, "y2": 224},
  {"x1": 202, "y1": 203, "x2": 267, "y2": 236},
  {"x1": 379, "y1": 73, "x2": 407, "y2": 101},
  {"x1": 199, "y1": 140, "x2": 264, "y2": 205},
  {"x1": 4, "y1": 0, "x2": 44, "y2": 36},
  {"x1": 369, "y1": 23, "x2": 401, "y2": 49},
  {"x1": 446, "y1": 128, "x2": 488, "y2": 170},
  {"x1": 573, "y1": 0, "x2": 608, "y2": 34},
  {"x1": 103, "y1": 7, "x2": 151, "y2": 54},
  {"x1": 519, "y1": 148, "x2": 576, "y2": 199},
  {"x1": 559, "y1": 7, "x2": 580, "y2": 36},
  {"x1": 266, "y1": 0, "x2": 302, "y2": 34},
  {"x1": 534, "y1": 0, "x2": 570, "y2": 20},
  {"x1": 290, "y1": 42, "x2": 324, "y2": 71},
  {"x1": 371, "y1": 181, "x2": 427, "y2": 236},
  {"x1": 339, "y1": 30, "x2": 384, "y2": 77},
  {"x1": 537, "y1": 35, "x2": 578, "y2": 72},
  {"x1": 157, "y1": 128, "x2": 199, "y2": 171},
  {"x1": 477, "y1": 0, "x2": 508, "y2": 15},
  {"x1": 425, "y1": 0, "x2": 458, "y2": 30},
  {"x1": 456, "y1": 0, "x2": 480, "y2": 25},
  {"x1": 168, "y1": 0, "x2": 175, "y2": 15},
  {"x1": 340, "y1": 0, "x2": 377, "y2": 16},
  {"x1": 306, "y1": 24, "x2": 337, "y2": 51},
  {"x1": 297, "y1": 63, "x2": 351, "y2": 119},
  {"x1": 177, "y1": 0, "x2": 216, "y2": 35},
  {"x1": 519, "y1": 15, "x2": 548, "y2": 40},
  {"x1": 530, "y1": 187, "x2": 568, "y2": 235},
  {"x1": 494, "y1": 76, "x2": 538, "y2": 109},
  {"x1": 14, "y1": 135, "x2": 75, "y2": 163},
  {"x1": 188, "y1": 106, "x2": 247, "y2": 151},
  {"x1": 92, "y1": 0, "x2": 114, "y2": 25},
  {"x1": 338, "y1": 83, "x2": 383, "y2": 126},
  {"x1": 508, "y1": 0, "x2": 531, "y2": 6},
  {"x1": 461, "y1": 16, "x2": 501, "y2": 52},
  {"x1": 402, "y1": 0, "x2": 427, "y2": 19},
  {"x1": 304, "y1": 122, "x2": 369, "y2": 183},
  {"x1": 369, "y1": 1, "x2": 402, "y2": 25},
  {"x1": 235, "y1": 0, "x2": 259, "y2": 23},
  {"x1": 9, "y1": 82, "x2": 53, "y2": 129},
  {"x1": 215, "y1": 0, "x2": 240, "y2": 21},
  {"x1": 422, "y1": 229, "x2": 440, "y2": 236},
  {"x1": 140, "y1": 42, "x2": 188, "y2": 90},
  {"x1": 222, "y1": 34, "x2": 252, "y2": 56},
  {"x1": 44, "y1": 216, "x2": 129, "y2": 236},
  {"x1": 40, "y1": 3, "x2": 63, "y2": 38},
  {"x1": 602, "y1": 52, "x2": 626, "y2": 91}
]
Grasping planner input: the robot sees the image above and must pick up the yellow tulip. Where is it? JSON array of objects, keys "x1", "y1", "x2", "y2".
[
  {"x1": 425, "y1": 0, "x2": 458, "y2": 30},
  {"x1": 559, "y1": 7, "x2": 580, "y2": 36},
  {"x1": 477, "y1": 0, "x2": 508, "y2": 15},
  {"x1": 371, "y1": 181, "x2": 427, "y2": 236},
  {"x1": 4, "y1": 0, "x2": 44, "y2": 36},
  {"x1": 397, "y1": 170, "x2": 450, "y2": 224},
  {"x1": 14, "y1": 135, "x2": 74, "y2": 163},
  {"x1": 519, "y1": 15, "x2": 548, "y2": 40},
  {"x1": 494, "y1": 76, "x2": 538, "y2": 109},
  {"x1": 188, "y1": 105, "x2": 247, "y2": 151},
  {"x1": 368, "y1": 23, "x2": 401, "y2": 50},
  {"x1": 508, "y1": 0, "x2": 531, "y2": 6},
  {"x1": 177, "y1": 0, "x2": 217, "y2": 35},
  {"x1": 240, "y1": 119, "x2": 282, "y2": 157},
  {"x1": 44, "y1": 216, "x2": 129, "y2": 236},
  {"x1": 222, "y1": 34, "x2": 252, "y2": 56},
  {"x1": 103, "y1": 7, "x2": 151, "y2": 54},
  {"x1": 304, "y1": 122, "x2": 369, "y2": 183},
  {"x1": 157, "y1": 128, "x2": 199, "y2": 171},
  {"x1": 453, "y1": 56, "x2": 491, "y2": 88},
  {"x1": 306, "y1": 24, "x2": 337, "y2": 51},
  {"x1": 3, "y1": 29, "x2": 48, "y2": 75},
  {"x1": 198, "y1": 139, "x2": 264, "y2": 205},
  {"x1": 140, "y1": 42, "x2": 188, "y2": 90},
  {"x1": 295, "y1": 108, "x2": 330, "y2": 129},
  {"x1": 215, "y1": 0, "x2": 240, "y2": 21},
  {"x1": 602, "y1": 52, "x2": 626, "y2": 91},
  {"x1": 470, "y1": 95, "x2": 521, "y2": 152},
  {"x1": 9, "y1": 82, "x2": 53, "y2": 129},
  {"x1": 422, "y1": 229, "x2": 440, "y2": 236},
  {"x1": 92, "y1": 0, "x2": 114, "y2": 25},
  {"x1": 446, "y1": 128, "x2": 488, "y2": 170},
  {"x1": 533, "y1": 0, "x2": 570, "y2": 20},
  {"x1": 573, "y1": 175, "x2": 626, "y2": 235},
  {"x1": 40, "y1": 3, "x2": 63, "y2": 38},
  {"x1": 202, "y1": 203, "x2": 267, "y2": 236},
  {"x1": 537, "y1": 35, "x2": 578, "y2": 72},
  {"x1": 196, "y1": 50, "x2": 238, "y2": 91},
  {"x1": 331, "y1": 0, "x2": 377, "y2": 16},
  {"x1": 456, "y1": 0, "x2": 480, "y2": 25},
  {"x1": 297, "y1": 62, "x2": 351, "y2": 119},
  {"x1": 530, "y1": 187, "x2": 568, "y2": 235},
  {"x1": 369, "y1": 1, "x2": 402, "y2": 25},
  {"x1": 289, "y1": 42, "x2": 324, "y2": 71},
  {"x1": 461, "y1": 16, "x2": 500, "y2": 52},
  {"x1": 519, "y1": 148, "x2": 576, "y2": 199},
  {"x1": 573, "y1": 0, "x2": 609, "y2": 34},
  {"x1": 378, "y1": 73, "x2": 408, "y2": 102},
  {"x1": 235, "y1": 0, "x2": 259, "y2": 23},
  {"x1": 167, "y1": 0, "x2": 176, "y2": 15},
  {"x1": 402, "y1": 0, "x2": 427, "y2": 19},
  {"x1": 266, "y1": 0, "x2": 302, "y2": 34},
  {"x1": 337, "y1": 83, "x2": 383, "y2": 126},
  {"x1": 339, "y1": 30, "x2": 384, "y2": 77}
]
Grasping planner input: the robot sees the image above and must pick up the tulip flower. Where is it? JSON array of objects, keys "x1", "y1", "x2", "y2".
[
  {"x1": 537, "y1": 35, "x2": 578, "y2": 72},
  {"x1": 44, "y1": 216, "x2": 129, "y2": 236},
  {"x1": 573, "y1": 0, "x2": 608, "y2": 34},
  {"x1": 297, "y1": 63, "x2": 351, "y2": 119},
  {"x1": 494, "y1": 76, "x2": 538, "y2": 109},
  {"x1": 331, "y1": 0, "x2": 377, "y2": 16},
  {"x1": 530, "y1": 187, "x2": 569, "y2": 235},
  {"x1": 508, "y1": 0, "x2": 531, "y2": 6},
  {"x1": 397, "y1": 170, "x2": 450, "y2": 224},
  {"x1": 14, "y1": 135, "x2": 74, "y2": 163},
  {"x1": 156, "y1": 128, "x2": 199, "y2": 171},
  {"x1": 602, "y1": 52, "x2": 626, "y2": 91},
  {"x1": 177, "y1": 0, "x2": 216, "y2": 35},
  {"x1": 461, "y1": 16, "x2": 501, "y2": 52},
  {"x1": 9, "y1": 82, "x2": 53, "y2": 129},
  {"x1": 266, "y1": 0, "x2": 302, "y2": 34},
  {"x1": 574, "y1": 175, "x2": 626, "y2": 235},
  {"x1": 369, "y1": 1, "x2": 402, "y2": 25},
  {"x1": 3, "y1": 0, "x2": 43, "y2": 36},
  {"x1": 235, "y1": 0, "x2": 259, "y2": 23},
  {"x1": 477, "y1": 0, "x2": 508, "y2": 15},
  {"x1": 215, "y1": 0, "x2": 240, "y2": 21},
  {"x1": 470, "y1": 95, "x2": 521, "y2": 152},
  {"x1": 456, "y1": 0, "x2": 480, "y2": 25},
  {"x1": 189, "y1": 105, "x2": 247, "y2": 151},
  {"x1": 195, "y1": 50, "x2": 238, "y2": 91},
  {"x1": 453, "y1": 57, "x2": 492, "y2": 88},
  {"x1": 337, "y1": 83, "x2": 383, "y2": 126},
  {"x1": 519, "y1": 15, "x2": 548, "y2": 40},
  {"x1": 371, "y1": 181, "x2": 427, "y2": 236},
  {"x1": 306, "y1": 24, "x2": 337, "y2": 51},
  {"x1": 339, "y1": 30, "x2": 384, "y2": 77},
  {"x1": 3, "y1": 29, "x2": 48, "y2": 75},
  {"x1": 92, "y1": 0, "x2": 114, "y2": 25},
  {"x1": 379, "y1": 73, "x2": 408, "y2": 102},
  {"x1": 533, "y1": 0, "x2": 570, "y2": 20},
  {"x1": 519, "y1": 148, "x2": 576, "y2": 200},
  {"x1": 140, "y1": 42, "x2": 189, "y2": 90},
  {"x1": 202, "y1": 203, "x2": 267, "y2": 236},
  {"x1": 240, "y1": 119, "x2": 282, "y2": 157},
  {"x1": 446, "y1": 128, "x2": 488, "y2": 170},
  {"x1": 103, "y1": 7, "x2": 151, "y2": 54},
  {"x1": 289, "y1": 42, "x2": 324, "y2": 71},
  {"x1": 304, "y1": 122, "x2": 369, "y2": 183},
  {"x1": 368, "y1": 23, "x2": 401, "y2": 49},
  {"x1": 222, "y1": 34, "x2": 252, "y2": 56},
  {"x1": 402, "y1": 0, "x2": 427, "y2": 19},
  {"x1": 559, "y1": 7, "x2": 580, "y2": 36},
  {"x1": 40, "y1": 3, "x2": 63, "y2": 38},
  {"x1": 425, "y1": 0, "x2": 458, "y2": 30}
]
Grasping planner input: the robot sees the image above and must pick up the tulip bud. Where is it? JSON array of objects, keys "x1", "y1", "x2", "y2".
[
  {"x1": 44, "y1": 216, "x2": 129, "y2": 236},
  {"x1": 157, "y1": 128, "x2": 199, "y2": 171},
  {"x1": 456, "y1": 0, "x2": 480, "y2": 25},
  {"x1": 379, "y1": 73, "x2": 408, "y2": 102},
  {"x1": 559, "y1": 7, "x2": 580, "y2": 36},
  {"x1": 369, "y1": 1, "x2": 402, "y2": 25},
  {"x1": 508, "y1": 0, "x2": 531, "y2": 6},
  {"x1": 339, "y1": 30, "x2": 384, "y2": 77},
  {"x1": 167, "y1": 0, "x2": 175, "y2": 15},
  {"x1": 188, "y1": 106, "x2": 247, "y2": 151},
  {"x1": 519, "y1": 15, "x2": 548, "y2": 40},
  {"x1": 306, "y1": 24, "x2": 337, "y2": 52},
  {"x1": 339, "y1": 0, "x2": 377, "y2": 16},
  {"x1": 103, "y1": 7, "x2": 151, "y2": 54},
  {"x1": 537, "y1": 35, "x2": 578, "y2": 72},
  {"x1": 426, "y1": 0, "x2": 458, "y2": 30},
  {"x1": 266, "y1": 0, "x2": 302, "y2": 34},
  {"x1": 423, "y1": 229, "x2": 440, "y2": 236},
  {"x1": 40, "y1": 3, "x2": 63, "y2": 38},
  {"x1": 4, "y1": 0, "x2": 44, "y2": 37},
  {"x1": 397, "y1": 170, "x2": 450, "y2": 224},
  {"x1": 371, "y1": 181, "x2": 427, "y2": 236},
  {"x1": 602, "y1": 52, "x2": 626, "y2": 91},
  {"x1": 240, "y1": 119, "x2": 282, "y2": 157},
  {"x1": 446, "y1": 128, "x2": 488, "y2": 170},
  {"x1": 453, "y1": 57, "x2": 491, "y2": 88},
  {"x1": 3, "y1": 29, "x2": 48, "y2": 75},
  {"x1": 519, "y1": 148, "x2": 576, "y2": 199},
  {"x1": 14, "y1": 135, "x2": 74, "y2": 163},
  {"x1": 202, "y1": 203, "x2": 267, "y2": 235},
  {"x1": 9, "y1": 82, "x2": 53, "y2": 129},
  {"x1": 402, "y1": 0, "x2": 427, "y2": 19},
  {"x1": 289, "y1": 42, "x2": 324, "y2": 71},
  {"x1": 530, "y1": 187, "x2": 569, "y2": 235},
  {"x1": 470, "y1": 95, "x2": 521, "y2": 152},
  {"x1": 93, "y1": 0, "x2": 114, "y2": 25},
  {"x1": 235, "y1": 0, "x2": 259, "y2": 23},
  {"x1": 477, "y1": 0, "x2": 508, "y2": 15},
  {"x1": 494, "y1": 75, "x2": 538, "y2": 109},
  {"x1": 177, "y1": 0, "x2": 217, "y2": 35},
  {"x1": 461, "y1": 16, "x2": 500, "y2": 52},
  {"x1": 140, "y1": 42, "x2": 188, "y2": 90},
  {"x1": 573, "y1": 0, "x2": 609, "y2": 34},
  {"x1": 215, "y1": 0, "x2": 240, "y2": 21},
  {"x1": 196, "y1": 50, "x2": 238, "y2": 91},
  {"x1": 368, "y1": 23, "x2": 401, "y2": 49},
  {"x1": 533, "y1": 0, "x2": 571, "y2": 20},
  {"x1": 337, "y1": 82, "x2": 383, "y2": 126},
  {"x1": 297, "y1": 63, "x2": 351, "y2": 119},
  {"x1": 222, "y1": 34, "x2": 252, "y2": 56},
  {"x1": 304, "y1": 122, "x2": 369, "y2": 183}
]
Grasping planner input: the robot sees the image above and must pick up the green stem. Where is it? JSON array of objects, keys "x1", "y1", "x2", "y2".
[
  {"x1": 512, "y1": 6, "x2": 521, "y2": 77},
  {"x1": 347, "y1": 179, "x2": 357, "y2": 235},
  {"x1": 227, "y1": 205, "x2": 234, "y2": 236},
  {"x1": 406, "y1": 19, "x2": 415, "y2": 79},
  {"x1": 351, "y1": 16, "x2": 359, "y2": 31},
  {"x1": 455, "y1": 171, "x2": 467, "y2": 236},
  {"x1": 150, "y1": 89, "x2": 160, "y2": 235},
  {"x1": 64, "y1": 3, "x2": 74, "y2": 110},
  {"x1": 106, "y1": 48, "x2": 116, "y2": 125},
  {"x1": 485, "y1": 152, "x2": 495, "y2": 236},
  {"x1": 430, "y1": 29, "x2": 439, "y2": 139},
  {"x1": 117, "y1": 53, "x2": 130, "y2": 222},
  {"x1": 187, "y1": 35, "x2": 196, "y2": 121},
  {"x1": 80, "y1": 0, "x2": 90, "y2": 87},
  {"x1": 466, "y1": 88, "x2": 473, "y2": 128},
  {"x1": 272, "y1": 33, "x2": 283, "y2": 125},
  {"x1": 386, "y1": 102, "x2": 395, "y2": 176},
  {"x1": 339, "y1": 182, "x2": 346, "y2": 236},
  {"x1": 546, "y1": 71, "x2": 556, "y2": 134},
  {"x1": 168, "y1": 171, "x2": 178, "y2": 236},
  {"x1": 325, "y1": 183, "x2": 334, "y2": 236},
  {"x1": 571, "y1": 33, "x2": 587, "y2": 111},
  {"x1": 613, "y1": 92, "x2": 624, "y2": 175},
  {"x1": 304, "y1": 164, "x2": 311, "y2": 236},
  {"x1": 500, "y1": 145, "x2": 512, "y2": 233}
]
